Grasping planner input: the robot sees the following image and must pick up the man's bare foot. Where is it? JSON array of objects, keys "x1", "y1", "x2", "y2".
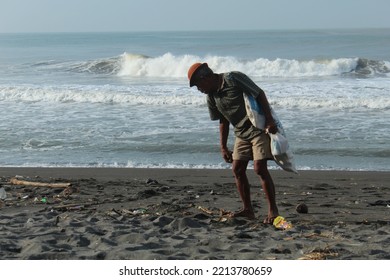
[
  {"x1": 228, "y1": 209, "x2": 255, "y2": 220},
  {"x1": 263, "y1": 216, "x2": 277, "y2": 224},
  {"x1": 263, "y1": 208, "x2": 279, "y2": 224}
]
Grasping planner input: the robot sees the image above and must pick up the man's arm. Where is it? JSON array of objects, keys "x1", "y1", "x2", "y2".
[
  {"x1": 219, "y1": 116, "x2": 233, "y2": 163},
  {"x1": 256, "y1": 88, "x2": 277, "y2": 134},
  {"x1": 232, "y1": 71, "x2": 277, "y2": 133}
]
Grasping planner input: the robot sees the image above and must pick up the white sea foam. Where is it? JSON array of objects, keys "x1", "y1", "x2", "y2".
[
  {"x1": 0, "y1": 84, "x2": 205, "y2": 106},
  {"x1": 1, "y1": 80, "x2": 389, "y2": 110},
  {"x1": 117, "y1": 53, "x2": 389, "y2": 78}
]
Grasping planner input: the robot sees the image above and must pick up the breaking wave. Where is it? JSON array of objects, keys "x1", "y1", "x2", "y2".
[
  {"x1": 32, "y1": 53, "x2": 390, "y2": 78},
  {"x1": 1, "y1": 83, "x2": 389, "y2": 110},
  {"x1": 117, "y1": 53, "x2": 390, "y2": 78}
]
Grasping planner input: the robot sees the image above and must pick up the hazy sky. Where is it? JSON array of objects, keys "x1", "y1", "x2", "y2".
[{"x1": 1, "y1": 0, "x2": 390, "y2": 33}]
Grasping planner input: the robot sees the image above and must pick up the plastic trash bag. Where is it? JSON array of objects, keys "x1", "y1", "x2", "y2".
[
  {"x1": 269, "y1": 132, "x2": 288, "y2": 156},
  {"x1": 244, "y1": 93, "x2": 298, "y2": 174}
]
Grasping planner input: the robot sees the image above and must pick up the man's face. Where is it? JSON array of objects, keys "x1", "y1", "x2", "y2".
[{"x1": 195, "y1": 76, "x2": 213, "y2": 94}]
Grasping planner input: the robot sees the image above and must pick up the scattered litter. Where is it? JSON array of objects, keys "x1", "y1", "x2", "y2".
[
  {"x1": 197, "y1": 206, "x2": 213, "y2": 215},
  {"x1": 132, "y1": 208, "x2": 147, "y2": 215},
  {"x1": 273, "y1": 216, "x2": 292, "y2": 230},
  {"x1": 50, "y1": 203, "x2": 97, "y2": 211},
  {"x1": 0, "y1": 187, "x2": 7, "y2": 200},
  {"x1": 25, "y1": 218, "x2": 34, "y2": 228},
  {"x1": 146, "y1": 178, "x2": 159, "y2": 185},
  {"x1": 105, "y1": 208, "x2": 149, "y2": 219},
  {"x1": 299, "y1": 248, "x2": 339, "y2": 260}
]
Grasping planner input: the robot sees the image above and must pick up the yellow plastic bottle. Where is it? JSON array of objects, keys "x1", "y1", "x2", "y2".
[{"x1": 273, "y1": 216, "x2": 292, "y2": 230}]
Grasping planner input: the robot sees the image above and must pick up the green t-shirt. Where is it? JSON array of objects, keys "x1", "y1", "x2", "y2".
[{"x1": 207, "y1": 71, "x2": 263, "y2": 140}]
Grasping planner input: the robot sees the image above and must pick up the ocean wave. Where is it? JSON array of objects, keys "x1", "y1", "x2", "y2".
[
  {"x1": 32, "y1": 53, "x2": 390, "y2": 78},
  {"x1": 1, "y1": 83, "x2": 389, "y2": 110},
  {"x1": 354, "y1": 58, "x2": 390, "y2": 77},
  {"x1": 32, "y1": 57, "x2": 122, "y2": 75},
  {"x1": 118, "y1": 53, "x2": 390, "y2": 78},
  {"x1": 0, "y1": 84, "x2": 206, "y2": 106},
  {"x1": 0, "y1": 162, "x2": 387, "y2": 172}
]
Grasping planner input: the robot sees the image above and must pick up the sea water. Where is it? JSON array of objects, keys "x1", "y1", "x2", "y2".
[{"x1": 0, "y1": 29, "x2": 389, "y2": 171}]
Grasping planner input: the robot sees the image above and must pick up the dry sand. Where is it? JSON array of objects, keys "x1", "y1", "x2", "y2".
[{"x1": 0, "y1": 167, "x2": 389, "y2": 260}]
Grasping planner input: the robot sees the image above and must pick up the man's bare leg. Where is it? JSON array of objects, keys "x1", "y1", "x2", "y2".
[
  {"x1": 254, "y1": 159, "x2": 279, "y2": 224},
  {"x1": 231, "y1": 160, "x2": 255, "y2": 219}
]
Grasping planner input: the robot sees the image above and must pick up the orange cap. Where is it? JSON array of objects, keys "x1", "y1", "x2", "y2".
[{"x1": 188, "y1": 62, "x2": 209, "y2": 87}]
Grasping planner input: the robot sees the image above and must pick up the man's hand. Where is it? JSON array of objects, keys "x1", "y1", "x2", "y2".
[
  {"x1": 221, "y1": 147, "x2": 233, "y2": 163},
  {"x1": 265, "y1": 119, "x2": 278, "y2": 134}
]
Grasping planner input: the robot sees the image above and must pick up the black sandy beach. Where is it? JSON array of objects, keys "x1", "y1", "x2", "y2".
[{"x1": 0, "y1": 167, "x2": 389, "y2": 260}]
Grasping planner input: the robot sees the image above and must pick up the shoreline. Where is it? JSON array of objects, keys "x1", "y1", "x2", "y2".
[
  {"x1": 1, "y1": 167, "x2": 389, "y2": 260},
  {"x1": 1, "y1": 166, "x2": 389, "y2": 181}
]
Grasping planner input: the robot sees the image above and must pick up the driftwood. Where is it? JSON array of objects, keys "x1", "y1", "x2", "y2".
[
  {"x1": 197, "y1": 205, "x2": 214, "y2": 215},
  {"x1": 51, "y1": 202, "x2": 98, "y2": 211},
  {"x1": 9, "y1": 177, "x2": 71, "y2": 188}
]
